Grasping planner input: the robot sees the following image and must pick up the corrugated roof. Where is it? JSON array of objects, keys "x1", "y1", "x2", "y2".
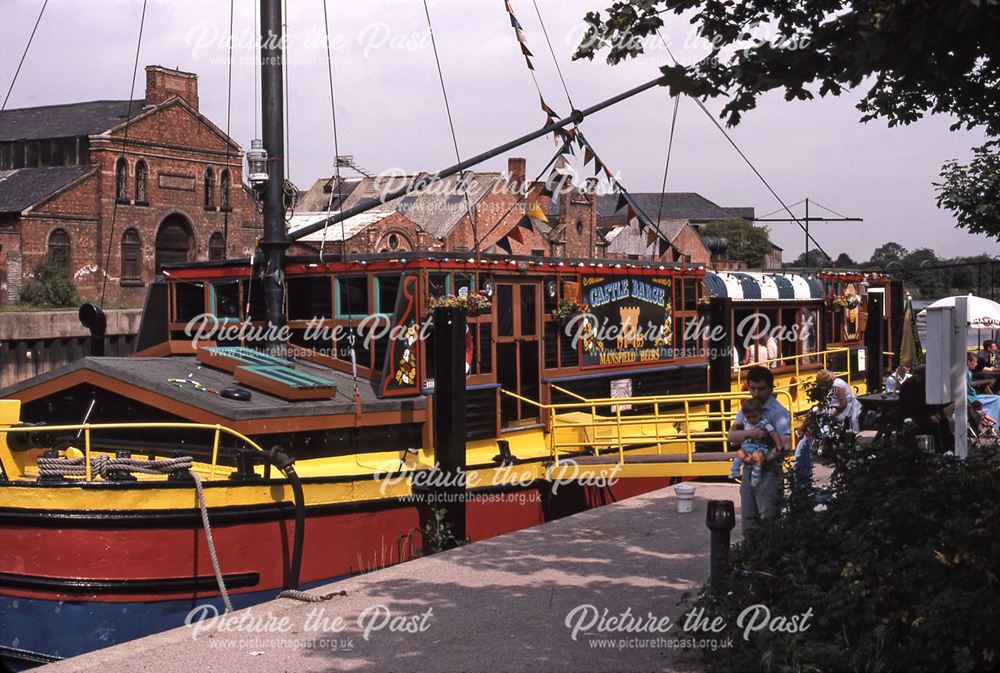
[
  {"x1": 0, "y1": 165, "x2": 96, "y2": 213},
  {"x1": 0, "y1": 99, "x2": 146, "y2": 141},
  {"x1": 296, "y1": 176, "x2": 363, "y2": 212},
  {"x1": 287, "y1": 210, "x2": 395, "y2": 243}
]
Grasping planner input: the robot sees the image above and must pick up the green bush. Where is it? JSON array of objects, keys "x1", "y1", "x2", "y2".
[
  {"x1": 21, "y1": 255, "x2": 78, "y2": 307},
  {"x1": 693, "y1": 441, "x2": 1000, "y2": 672}
]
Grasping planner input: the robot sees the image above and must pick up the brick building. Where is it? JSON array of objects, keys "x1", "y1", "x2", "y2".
[
  {"x1": 0, "y1": 66, "x2": 260, "y2": 306},
  {"x1": 293, "y1": 159, "x2": 550, "y2": 256}
]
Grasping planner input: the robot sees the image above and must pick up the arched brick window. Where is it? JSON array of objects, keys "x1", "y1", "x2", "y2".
[
  {"x1": 135, "y1": 160, "x2": 148, "y2": 203},
  {"x1": 121, "y1": 228, "x2": 141, "y2": 282},
  {"x1": 48, "y1": 228, "x2": 70, "y2": 269},
  {"x1": 204, "y1": 168, "x2": 216, "y2": 209},
  {"x1": 220, "y1": 169, "x2": 231, "y2": 211},
  {"x1": 208, "y1": 231, "x2": 226, "y2": 261},
  {"x1": 115, "y1": 158, "x2": 128, "y2": 202}
]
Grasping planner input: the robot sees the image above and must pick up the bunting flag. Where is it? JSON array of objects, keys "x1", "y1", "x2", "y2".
[
  {"x1": 525, "y1": 201, "x2": 548, "y2": 222},
  {"x1": 615, "y1": 192, "x2": 628, "y2": 212},
  {"x1": 507, "y1": 225, "x2": 525, "y2": 244},
  {"x1": 646, "y1": 228, "x2": 659, "y2": 248},
  {"x1": 583, "y1": 145, "x2": 595, "y2": 166},
  {"x1": 495, "y1": 236, "x2": 513, "y2": 254}
]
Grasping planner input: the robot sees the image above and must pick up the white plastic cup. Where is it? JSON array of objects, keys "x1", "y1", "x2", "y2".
[{"x1": 675, "y1": 483, "x2": 696, "y2": 513}]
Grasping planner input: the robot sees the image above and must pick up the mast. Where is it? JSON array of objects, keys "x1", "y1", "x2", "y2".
[{"x1": 260, "y1": 0, "x2": 287, "y2": 348}]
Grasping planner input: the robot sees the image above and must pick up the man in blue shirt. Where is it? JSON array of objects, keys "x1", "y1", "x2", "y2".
[{"x1": 728, "y1": 366, "x2": 792, "y2": 533}]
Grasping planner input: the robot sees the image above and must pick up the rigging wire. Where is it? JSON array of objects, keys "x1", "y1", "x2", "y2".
[
  {"x1": 2, "y1": 0, "x2": 48, "y2": 111},
  {"x1": 282, "y1": 0, "x2": 291, "y2": 186},
  {"x1": 529, "y1": 0, "x2": 574, "y2": 111},
  {"x1": 478, "y1": 140, "x2": 569, "y2": 244},
  {"x1": 421, "y1": 0, "x2": 481, "y2": 263},
  {"x1": 527, "y1": 1, "x2": 676, "y2": 252},
  {"x1": 100, "y1": 0, "x2": 149, "y2": 309},
  {"x1": 321, "y1": 0, "x2": 360, "y2": 412},
  {"x1": 811, "y1": 200, "x2": 852, "y2": 219},
  {"x1": 253, "y1": 0, "x2": 260, "y2": 138},
  {"x1": 655, "y1": 29, "x2": 829, "y2": 258},
  {"x1": 222, "y1": 0, "x2": 235, "y2": 253},
  {"x1": 655, "y1": 94, "x2": 681, "y2": 228},
  {"x1": 757, "y1": 198, "x2": 806, "y2": 220}
]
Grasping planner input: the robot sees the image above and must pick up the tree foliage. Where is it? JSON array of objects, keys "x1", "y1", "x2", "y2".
[
  {"x1": 702, "y1": 218, "x2": 774, "y2": 268},
  {"x1": 691, "y1": 441, "x2": 1000, "y2": 673},
  {"x1": 787, "y1": 249, "x2": 831, "y2": 268},
  {"x1": 21, "y1": 255, "x2": 78, "y2": 308},
  {"x1": 866, "y1": 241, "x2": 908, "y2": 270},
  {"x1": 936, "y1": 140, "x2": 1000, "y2": 238},
  {"x1": 575, "y1": 1, "x2": 1000, "y2": 239}
]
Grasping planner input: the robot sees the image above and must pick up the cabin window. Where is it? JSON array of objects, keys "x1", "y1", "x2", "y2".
[
  {"x1": 208, "y1": 232, "x2": 226, "y2": 261},
  {"x1": 454, "y1": 272, "x2": 475, "y2": 295},
  {"x1": 798, "y1": 308, "x2": 819, "y2": 364},
  {"x1": 520, "y1": 285, "x2": 537, "y2": 336},
  {"x1": 376, "y1": 275, "x2": 401, "y2": 315},
  {"x1": 210, "y1": 280, "x2": 241, "y2": 321},
  {"x1": 428, "y1": 272, "x2": 450, "y2": 299},
  {"x1": 120, "y1": 228, "x2": 141, "y2": 283},
  {"x1": 682, "y1": 278, "x2": 699, "y2": 311},
  {"x1": 336, "y1": 276, "x2": 369, "y2": 318},
  {"x1": 174, "y1": 282, "x2": 205, "y2": 323},
  {"x1": 115, "y1": 158, "x2": 128, "y2": 202},
  {"x1": 497, "y1": 285, "x2": 514, "y2": 337},
  {"x1": 135, "y1": 160, "x2": 148, "y2": 203},
  {"x1": 288, "y1": 276, "x2": 333, "y2": 320}
]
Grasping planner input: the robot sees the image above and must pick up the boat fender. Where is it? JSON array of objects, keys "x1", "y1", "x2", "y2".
[{"x1": 221, "y1": 387, "x2": 252, "y2": 401}]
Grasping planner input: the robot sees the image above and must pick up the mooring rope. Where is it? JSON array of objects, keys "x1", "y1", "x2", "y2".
[
  {"x1": 36, "y1": 455, "x2": 193, "y2": 478},
  {"x1": 191, "y1": 471, "x2": 234, "y2": 614},
  {"x1": 277, "y1": 588, "x2": 346, "y2": 603}
]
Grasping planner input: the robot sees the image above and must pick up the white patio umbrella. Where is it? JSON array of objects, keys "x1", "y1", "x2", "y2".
[{"x1": 917, "y1": 295, "x2": 1000, "y2": 330}]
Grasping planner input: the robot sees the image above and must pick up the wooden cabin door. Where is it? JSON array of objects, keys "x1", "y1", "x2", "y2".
[{"x1": 495, "y1": 281, "x2": 541, "y2": 427}]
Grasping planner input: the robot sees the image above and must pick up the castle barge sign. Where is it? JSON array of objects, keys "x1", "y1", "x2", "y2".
[{"x1": 580, "y1": 275, "x2": 673, "y2": 369}]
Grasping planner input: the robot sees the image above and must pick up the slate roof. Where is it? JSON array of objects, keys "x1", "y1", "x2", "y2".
[
  {"x1": 595, "y1": 192, "x2": 755, "y2": 222},
  {"x1": 0, "y1": 99, "x2": 146, "y2": 142},
  {"x1": 0, "y1": 165, "x2": 96, "y2": 213},
  {"x1": 297, "y1": 176, "x2": 363, "y2": 212}
]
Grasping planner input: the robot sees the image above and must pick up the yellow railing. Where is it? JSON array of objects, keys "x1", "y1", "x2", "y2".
[
  {"x1": 0, "y1": 422, "x2": 266, "y2": 482},
  {"x1": 503, "y1": 388, "x2": 794, "y2": 468},
  {"x1": 735, "y1": 346, "x2": 854, "y2": 390}
]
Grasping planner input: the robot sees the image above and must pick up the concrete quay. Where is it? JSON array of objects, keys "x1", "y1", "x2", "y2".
[{"x1": 41, "y1": 480, "x2": 744, "y2": 673}]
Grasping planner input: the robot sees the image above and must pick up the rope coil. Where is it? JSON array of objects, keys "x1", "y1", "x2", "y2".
[{"x1": 36, "y1": 455, "x2": 193, "y2": 479}]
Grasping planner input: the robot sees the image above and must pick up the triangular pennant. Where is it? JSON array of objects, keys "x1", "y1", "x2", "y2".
[
  {"x1": 525, "y1": 202, "x2": 548, "y2": 223},
  {"x1": 658, "y1": 239, "x2": 671, "y2": 258},
  {"x1": 495, "y1": 236, "x2": 513, "y2": 254},
  {"x1": 507, "y1": 225, "x2": 525, "y2": 244},
  {"x1": 646, "y1": 228, "x2": 659, "y2": 247},
  {"x1": 515, "y1": 27, "x2": 530, "y2": 45},
  {"x1": 627, "y1": 205, "x2": 637, "y2": 223},
  {"x1": 602, "y1": 165, "x2": 613, "y2": 179},
  {"x1": 593, "y1": 158, "x2": 604, "y2": 175},
  {"x1": 554, "y1": 155, "x2": 572, "y2": 174},
  {"x1": 615, "y1": 192, "x2": 628, "y2": 212},
  {"x1": 520, "y1": 43, "x2": 534, "y2": 58},
  {"x1": 583, "y1": 145, "x2": 595, "y2": 166}
]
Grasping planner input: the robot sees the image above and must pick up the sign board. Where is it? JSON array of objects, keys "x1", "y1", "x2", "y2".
[{"x1": 579, "y1": 275, "x2": 673, "y2": 369}]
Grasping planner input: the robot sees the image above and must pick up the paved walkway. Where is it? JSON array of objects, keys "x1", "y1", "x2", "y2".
[{"x1": 42, "y1": 481, "x2": 744, "y2": 673}]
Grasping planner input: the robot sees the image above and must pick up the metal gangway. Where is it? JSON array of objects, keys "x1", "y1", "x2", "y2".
[{"x1": 501, "y1": 387, "x2": 795, "y2": 481}]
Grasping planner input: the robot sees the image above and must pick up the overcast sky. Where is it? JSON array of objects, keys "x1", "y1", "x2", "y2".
[{"x1": 3, "y1": 0, "x2": 995, "y2": 262}]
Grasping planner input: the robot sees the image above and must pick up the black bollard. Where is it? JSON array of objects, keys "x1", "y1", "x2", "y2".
[
  {"x1": 706, "y1": 499, "x2": 735, "y2": 591},
  {"x1": 432, "y1": 305, "x2": 467, "y2": 547}
]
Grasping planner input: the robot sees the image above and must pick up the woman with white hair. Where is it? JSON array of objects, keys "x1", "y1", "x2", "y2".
[{"x1": 815, "y1": 369, "x2": 861, "y2": 433}]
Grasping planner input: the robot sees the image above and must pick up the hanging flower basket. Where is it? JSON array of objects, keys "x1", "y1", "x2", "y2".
[
  {"x1": 825, "y1": 293, "x2": 861, "y2": 310},
  {"x1": 551, "y1": 299, "x2": 589, "y2": 325},
  {"x1": 429, "y1": 290, "x2": 492, "y2": 316}
]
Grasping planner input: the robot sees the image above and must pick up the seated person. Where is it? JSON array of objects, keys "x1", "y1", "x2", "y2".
[
  {"x1": 972, "y1": 340, "x2": 1000, "y2": 393},
  {"x1": 884, "y1": 365, "x2": 911, "y2": 394},
  {"x1": 968, "y1": 351, "x2": 1000, "y2": 428},
  {"x1": 816, "y1": 369, "x2": 861, "y2": 433},
  {"x1": 728, "y1": 398, "x2": 785, "y2": 487}
]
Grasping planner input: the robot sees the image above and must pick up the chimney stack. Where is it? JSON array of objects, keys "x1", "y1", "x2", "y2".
[
  {"x1": 145, "y1": 66, "x2": 199, "y2": 111},
  {"x1": 508, "y1": 157, "x2": 526, "y2": 195}
]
